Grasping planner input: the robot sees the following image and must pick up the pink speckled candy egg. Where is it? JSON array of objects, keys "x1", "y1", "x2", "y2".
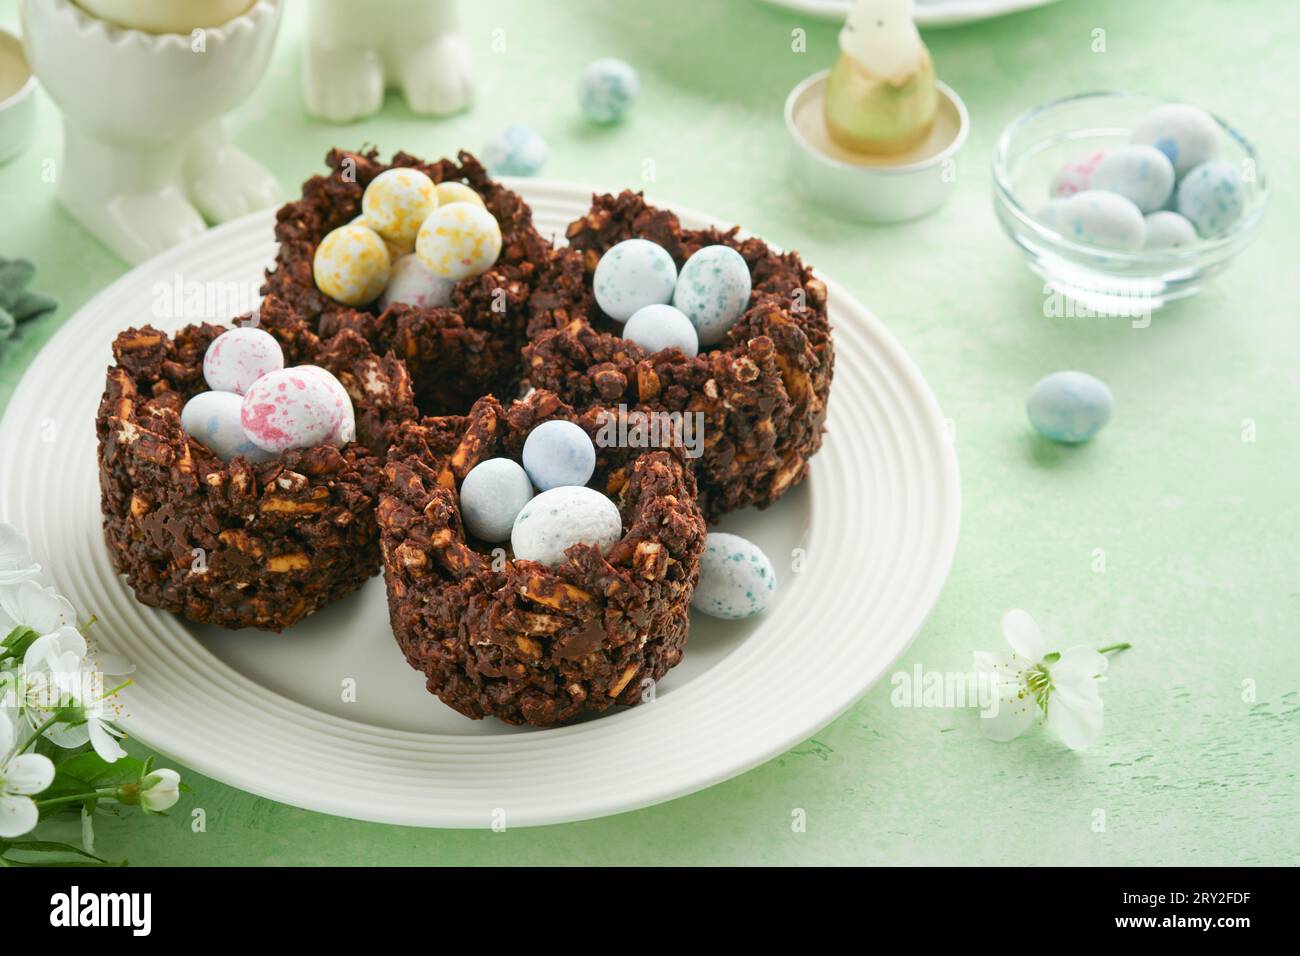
[
  {"x1": 202, "y1": 326, "x2": 284, "y2": 396},
  {"x1": 1050, "y1": 149, "x2": 1107, "y2": 199},
  {"x1": 379, "y1": 253, "x2": 456, "y2": 311},
  {"x1": 240, "y1": 366, "x2": 347, "y2": 453},
  {"x1": 298, "y1": 365, "x2": 357, "y2": 447}
]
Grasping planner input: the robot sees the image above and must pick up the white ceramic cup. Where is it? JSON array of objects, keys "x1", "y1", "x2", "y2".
[{"x1": 0, "y1": 29, "x2": 37, "y2": 165}]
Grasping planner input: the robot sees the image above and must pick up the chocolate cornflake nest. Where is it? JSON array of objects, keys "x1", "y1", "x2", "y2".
[
  {"x1": 524, "y1": 190, "x2": 834, "y2": 520},
  {"x1": 96, "y1": 296, "x2": 418, "y2": 631},
  {"x1": 379, "y1": 390, "x2": 707, "y2": 726},
  {"x1": 263, "y1": 148, "x2": 555, "y2": 416}
]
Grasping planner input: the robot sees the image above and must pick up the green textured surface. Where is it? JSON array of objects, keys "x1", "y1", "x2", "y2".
[{"x1": 1, "y1": 0, "x2": 1297, "y2": 866}]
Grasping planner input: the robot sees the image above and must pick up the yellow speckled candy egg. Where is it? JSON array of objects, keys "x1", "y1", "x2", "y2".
[
  {"x1": 435, "y1": 181, "x2": 486, "y2": 209},
  {"x1": 362, "y1": 168, "x2": 438, "y2": 248},
  {"x1": 416, "y1": 203, "x2": 503, "y2": 281},
  {"x1": 312, "y1": 223, "x2": 391, "y2": 307},
  {"x1": 349, "y1": 216, "x2": 410, "y2": 258}
]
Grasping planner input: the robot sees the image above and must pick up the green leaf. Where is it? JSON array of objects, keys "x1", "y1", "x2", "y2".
[
  {"x1": 0, "y1": 258, "x2": 36, "y2": 308},
  {"x1": 2, "y1": 625, "x2": 39, "y2": 657},
  {"x1": 0, "y1": 307, "x2": 14, "y2": 340},
  {"x1": 2, "y1": 840, "x2": 113, "y2": 863},
  {"x1": 9, "y1": 290, "x2": 58, "y2": 322},
  {"x1": 57, "y1": 751, "x2": 147, "y2": 789}
]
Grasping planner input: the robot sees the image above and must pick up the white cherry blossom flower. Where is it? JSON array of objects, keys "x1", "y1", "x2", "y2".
[
  {"x1": 0, "y1": 523, "x2": 42, "y2": 588},
  {"x1": 140, "y1": 769, "x2": 181, "y2": 812},
  {"x1": 0, "y1": 710, "x2": 56, "y2": 838}
]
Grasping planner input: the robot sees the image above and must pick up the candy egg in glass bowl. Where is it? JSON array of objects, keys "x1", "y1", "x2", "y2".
[{"x1": 992, "y1": 92, "x2": 1269, "y2": 313}]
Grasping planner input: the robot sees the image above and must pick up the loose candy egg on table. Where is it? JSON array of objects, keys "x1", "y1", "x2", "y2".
[
  {"x1": 181, "y1": 391, "x2": 274, "y2": 463},
  {"x1": 1090, "y1": 145, "x2": 1175, "y2": 213},
  {"x1": 361, "y1": 167, "x2": 438, "y2": 249},
  {"x1": 622, "y1": 303, "x2": 699, "y2": 358},
  {"x1": 459, "y1": 457, "x2": 534, "y2": 543},
  {"x1": 415, "y1": 202, "x2": 503, "y2": 281},
  {"x1": 1049, "y1": 149, "x2": 1107, "y2": 199},
  {"x1": 313, "y1": 223, "x2": 391, "y2": 307},
  {"x1": 1143, "y1": 211, "x2": 1198, "y2": 250},
  {"x1": 379, "y1": 253, "x2": 456, "y2": 311},
  {"x1": 1132, "y1": 103, "x2": 1220, "y2": 177},
  {"x1": 593, "y1": 238, "x2": 678, "y2": 322},
  {"x1": 202, "y1": 326, "x2": 283, "y2": 396},
  {"x1": 482, "y1": 125, "x2": 549, "y2": 177},
  {"x1": 1176, "y1": 160, "x2": 1245, "y2": 238},
  {"x1": 672, "y1": 244, "x2": 753, "y2": 347},
  {"x1": 1052, "y1": 190, "x2": 1146, "y2": 251},
  {"x1": 578, "y1": 58, "x2": 639, "y2": 125},
  {"x1": 435, "y1": 181, "x2": 485, "y2": 209},
  {"x1": 511, "y1": 485, "x2": 623, "y2": 568},
  {"x1": 522, "y1": 419, "x2": 596, "y2": 491},
  {"x1": 1026, "y1": 371, "x2": 1113, "y2": 444},
  {"x1": 297, "y1": 365, "x2": 356, "y2": 447},
  {"x1": 240, "y1": 366, "x2": 348, "y2": 453},
  {"x1": 691, "y1": 532, "x2": 777, "y2": 620}
]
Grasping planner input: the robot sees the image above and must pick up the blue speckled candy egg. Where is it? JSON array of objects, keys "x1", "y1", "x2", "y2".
[
  {"x1": 1026, "y1": 371, "x2": 1113, "y2": 444},
  {"x1": 1036, "y1": 199, "x2": 1068, "y2": 231},
  {"x1": 511, "y1": 486, "x2": 623, "y2": 567},
  {"x1": 181, "y1": 391, "x2": 274, "y2": 463},
  {"x1": 672, "y1": 245, "x2": 752, "y2": 348},
  {"x1": 692, "y1": 532, "x2": 777, "y2": 620},
  {"x1": 1143, "y1": 211, "x2": 1198, "y2": 250},
  {"x1": 482, "y1": 125, "x2": 549, "y2": 177},
  {"x1": 1091, "y1": 145, "x2": 1175, "y2": 213},
  {"x1": 522, "y1": 419, "x2": 596, "y2": 491},
  {"x1": 459, "y1": 457, "x2": 534, "y2": 543},
  {"x1": 578, "y1": 58, "x2": 639, "y2": 124},
  {"x1": 1176, "y1": 161, "x2": 1245, "y2": 238},
  {"x1": 622, "y1": 303, "x2": 699, "y2": 357},
  {"x1": 1057, "y1": 190, "x2": 1146, "y2": 251},
  {"x1": 593, "y1": 239, "x2": 678, "y2": 322},
  {"x1": 1132, "y1": 104, "x2": 1220, "y2": 177}
]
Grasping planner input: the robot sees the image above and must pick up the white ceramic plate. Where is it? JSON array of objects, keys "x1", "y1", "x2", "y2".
[
  {"x1": 0, "y1": 181, "x2": 959, "y2": 828},
  {"x1": 759, "y1": 0, "x2": 1060, "y2": 27}
]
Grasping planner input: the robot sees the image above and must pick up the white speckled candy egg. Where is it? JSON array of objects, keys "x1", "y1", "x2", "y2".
[
  {"x1": 362, "y1": 168, "x2": 438, "y2": 249},
  {"x1": 298, "y1": 365, "x2": 356, "y2": 447},
  {"x1": 379, "y1": 253, "x2": 456, "y2": 311},
  {"x1": 1049, "y1": 149, "x2": 1106, "y2": 199},
  {"x1": 1036, "y1": 199, "x2": 1068, "y2": 231},
  {"x1": 622, "y1": 303, "x2": 699, "y2": 357},
  {"x1": 240, "y1": 366, "x2": 346, "y2": 453},
  {"x1": 1057, "y1": 190, "x2": 1146, "y2": 251},
  {"x1": 459, "y1": 457, "x2": 534, "y2": 543},
  {"x1": 522, "y1": 419, "x2": 596, "y2": 491},
  {"x1": 1132, "y1": 103, "x2": 1220, "y2": 177},
  {"x1": 672, "y1": 245, "x2": 752, "y2": 347},
  {"x1": 435, "y1": 181, "x2": 485, "y2": 209},
  {"x1": 482, "y1": 125, "x2": 549, "y2": 177},
  {"x1": 593, "y1": 239, "x2": 678, "y2": 322},
  {"x1": 692, "y1": 532, "x2": 777, "y2": 620},
  {"x1": 578, "y1": 58, "x2": 639, "y2": 124},
  {"x1": 1143, "y1": 211, "x2": 1198, "y2": 250},
  {"x1": 1026, "y1": 371, "x2": 1113, "y2": 444},
  {"x1": 181, "y1": 391, "x2": 275, "y2": 463},
  {"x1": 416, "y1": 203, "x2": 503, "y2": 281},
  {"x1": 511, "y1": 486, "x2": 623, "y2": 567},
  {"x1": 1176, "y1": 161, "x2": 1245, "y2": 238},
  {"x1": 202, "y1": 326, "x2": 283, "y2": 396},
  {"x1": 1091, "y1": 145, "x2": 1175, "y2": 213},
  {"x1": 313, "y1": 223, "x2": 391, "y2": 306}
]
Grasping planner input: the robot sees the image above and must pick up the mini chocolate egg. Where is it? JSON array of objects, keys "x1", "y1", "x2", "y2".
[
  {"x1": 313, "y1": 223, "x2": 391, "y2": 307},
  {"x1": 415, "y1": 202, "x2": 503, "y2": 281},
  {"x1": 435, "y1": 181, "x2": 485, "y2": 209},
  {"x1": 692, "y1": 532, "x2": 777, "y2": 620},
  {"x1": 298, "y1": 365, "x2": 356, "y2": 447},
  {"x1": 1143, "y1": 211, "x2": 1198, "y2": 250},
  {"x1": 181, "y1": 391, "x2": 274, "y2": 463},
  {"x1": 379, "y1": 253, "x2": 456, "y2": 311},
  {"x1": 240, "y1": 366, "x2": 346, "y2": 453},
  {"x1": 1057, "y1": 190, "x2": 1146, "y2": 251},
  {"x1": 1132, "y1": 103, "x2": 1220, "y2": 177},
  {"x1": 482, "y1": 125, "x2": 549, "y2": 177},
  {"x1": 578, "y1": 58, "x2": 639, "y2": 124},
  {"x1": 622, "y1": 303, "x2": 699, "y2": 358},
  {"x1": 459, "y1": 457, "x2": 534, "y2": 543},
  {"x1": 202, "y1": 326, "x2": 283, "y2": 396},
  {"x1": 1026, "y1": 371, "x2": 1113, "y2": 444},
  {"x1": 1091, "y1": 145, "x2": 1175, "y2": 213},
  {"x1": 511, "y1": 485, "x2": 623, "y2": 567},
  {"x1": 522, "y1": 419, "x2": 596, "y2": 491},
  {"x1": 1176, "y1": 160, "x2": 1245, "y2": 238},
  {"x1": 672, "y1": 245, "x2": 752, "y2": 347},
  {"x1": 593, "y1": 239, "x2": 678, "y2": 322},
  {"x1": 1049, "y1": 149, "x2": 1107, "y2": 199},
  {"x1": 362, "y1": 168, "x2": 438, "y2": 249}
]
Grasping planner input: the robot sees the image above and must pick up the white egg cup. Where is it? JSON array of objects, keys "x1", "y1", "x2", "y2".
[
  {"x1": 302, "y1": 0, "x2": 474, "y2": 124},
  {"x1": 19, "y1": 0, "x2": 284, "y2": 265}
]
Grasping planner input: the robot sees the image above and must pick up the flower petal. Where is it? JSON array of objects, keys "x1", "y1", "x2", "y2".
[
  {"x1": 3, "y1": 752, "x2": 55, "y2": 795},
  {"x1": 141, "y1": 768, "x2": 181, "y2": 812},
  {"x1": 0, "y1": 523, "x2": 41, "y2": 584},
  {"x1": 0, "y1": 793, "x2": 38, "y2": 838},
  {"x1": 0, "y1": 581, "x2": 76, "y2": 635},
  {"x1": 1002, "y1": 608, "x2": 1046, "y2": 662},
  {"x1": 973, "y1": 651, "x2": 1041, "y2": 743},
  {"x1": 88, "y1": 719, "x2": 127, "y2": 763},
  {"x1": 1052, "y1": 646, "x2": 1109, "y2": 683},
  {"x1": 1046, "y1": 679, "x2": 1104, "y2": 750},
  {"x1": 0, "y1": 709, "x2": 13, "y2": 755}
]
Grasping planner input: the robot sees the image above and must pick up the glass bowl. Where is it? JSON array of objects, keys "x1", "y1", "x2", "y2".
[{"x1": 992, "y1": 92, "x2": 1269, "y2": 313}]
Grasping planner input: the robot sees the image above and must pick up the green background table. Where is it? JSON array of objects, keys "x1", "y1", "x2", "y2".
[{"x1": 1, "y1": 0, "x2": 1296, "y2": 865}]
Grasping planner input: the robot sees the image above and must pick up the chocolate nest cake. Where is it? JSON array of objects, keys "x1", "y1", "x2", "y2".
[
  {"x1": 379, "y1": 390, "x2": 707, "y2": 726},
  {"x1": 96, "y1": 296, "x2": 417, "y2": 631},
  {"x1": 525, "y1": 190, "x2": 834, "y2": 520}
]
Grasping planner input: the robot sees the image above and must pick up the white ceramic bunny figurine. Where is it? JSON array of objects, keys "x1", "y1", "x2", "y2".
[
  {"x1": 302, "y1": 0, "x2": 474, "y2": 123},
  {"x1": 20, "y1": 0, "x2": 283, "y2": 265}
]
